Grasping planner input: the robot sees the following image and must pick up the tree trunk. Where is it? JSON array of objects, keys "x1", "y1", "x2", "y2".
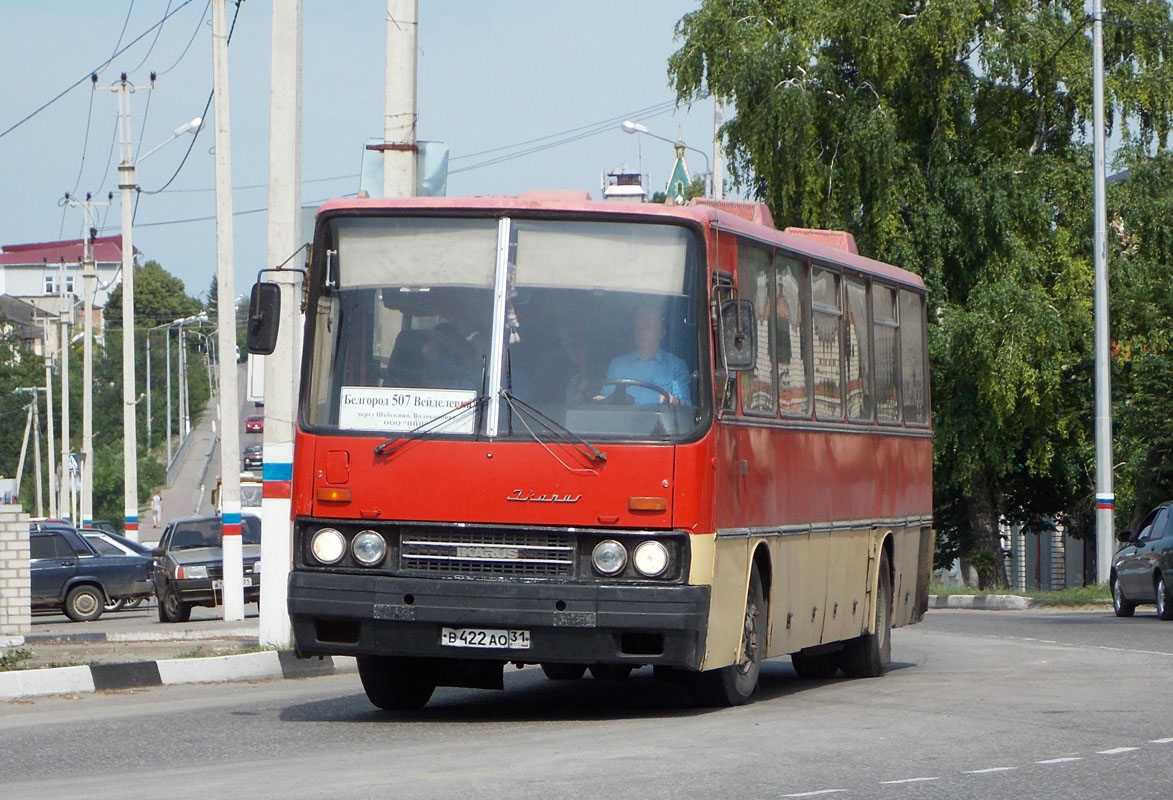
[{"x1": 967, "y1": 478, "x2": 1007, "y2": 590}]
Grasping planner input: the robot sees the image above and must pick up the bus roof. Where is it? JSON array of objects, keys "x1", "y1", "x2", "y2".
[{"x1": 315, "y1": 194, "x2": 926, "y2": 291}]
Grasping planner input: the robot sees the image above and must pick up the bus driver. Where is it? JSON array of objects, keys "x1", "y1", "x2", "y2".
[{"x1": 596, "y1": 307, "x2": 691, "y2": 405}]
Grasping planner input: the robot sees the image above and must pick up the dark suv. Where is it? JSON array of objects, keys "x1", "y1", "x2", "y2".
[
  {"x1": 1112, "y1": 501, "x2": 1173, "y2": 620},
  {"x1": 30, "y1": 525, "x2": 154, "y2": 621},
  {"x1": 152, "y1": 514, "x2": 262, "y2": 622}
]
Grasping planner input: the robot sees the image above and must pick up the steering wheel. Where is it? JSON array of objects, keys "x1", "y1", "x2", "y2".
[{"x1": 597, "y1": 378, "x2": 673, "y2": 404}]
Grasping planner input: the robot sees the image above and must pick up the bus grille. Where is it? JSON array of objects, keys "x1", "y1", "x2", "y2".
[{"x1": 398, "y1": 528, "x2": 575, "y2": 578}]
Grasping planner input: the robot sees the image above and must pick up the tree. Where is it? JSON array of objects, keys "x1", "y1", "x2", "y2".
[{"x1": 669, "y1": 0, "x2": 1173, "y2": 586}]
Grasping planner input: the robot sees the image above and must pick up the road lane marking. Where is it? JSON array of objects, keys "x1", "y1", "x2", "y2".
[
  {"x1": 962, "y1": 767, "x2": 1015, "y2": 774},
  {"x1": 1151, "y1": 738, "x2": 1173, "y2": 744},
  {"x1": 880, "y1": 777, "x2": 939, "y2": 784},
  {"x1": 1097, "y1": 747, "x2": 1139, "y2": 754},
  {"x1": 1036, "y1": 757, "x2": 1082, "y2": 764},
  {"x1": 781, "y1": 791, "x2": 846, "y2": 797}
]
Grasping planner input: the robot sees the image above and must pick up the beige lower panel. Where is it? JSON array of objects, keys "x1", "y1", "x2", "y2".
[
  {"x1": 766, "y1": 533, "x2": 829, "y2": 657},
  {"x1": 890, "y1": 526, "x2": 934, "y2": 627},
  {"x1": 820, "y1": 529, "x2": 874, "y2": 644},
  {"x1": 696, "y1": 535, "x2": 749, "y2": 671}
]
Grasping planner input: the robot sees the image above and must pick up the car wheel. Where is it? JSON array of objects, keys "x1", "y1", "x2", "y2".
[
  {"x1": 124, "y1": 597, "x2": 144, "y2": 610},
  {"x1": 841, "y1": 550, "x2": 893, "y2": 678},
  {"x1": 158, "y1": 584, "x2": 192, "y2": 623},
  {"x1": 540, "y1": 663, "x2": 587, "y2": 681},
  {"x1": 1157, "y1": 574, "x2": 1173, "y2": 621},
  {"x1": 103, "y1": 598, "x2": 126, "y2": 613},
  {"x1": 688, "y1": 563, "x2": 765, "y2": 707},
  {"x1": 63, "y1": 584, "x2": 105, "y2": 622},
  {"x1": 1112, "y1": 577, "x2": 1136, "y2": 618},
  {"x1": 356, "y1": 656, "x2": 436, "y2": 711}
]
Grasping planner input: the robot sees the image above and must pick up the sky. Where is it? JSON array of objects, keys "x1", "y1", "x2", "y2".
[{"x1": 0, "y1": 0, "x2": 718, "y2": 302}]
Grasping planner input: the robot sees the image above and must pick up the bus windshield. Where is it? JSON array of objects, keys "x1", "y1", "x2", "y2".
[{"x1": 305, "y1": 216, "x2": 706, "y2": 441}]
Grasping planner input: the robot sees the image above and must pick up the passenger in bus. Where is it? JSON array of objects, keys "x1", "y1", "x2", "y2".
[
  {"x1": 596, "y1": 308, "x2": 691, "y2": 405},
  {"x1": 560, "y1": 324, "x2": 603, "y2": 404},
  {"x1": 419, "y1": 322, "x2": 479, "y2": 391}
]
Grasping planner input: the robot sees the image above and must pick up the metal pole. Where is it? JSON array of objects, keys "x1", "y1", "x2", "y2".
[
  {"x1": 213, "y1": 0, "x2": 245, "y2": 621},
  {"x1": 383, "y1": 0, "x2": 418, "y2": 197},
  {"x1": 1092, "y1": 0, "x2": 1114, "y2": 583},
  {"x1": 179, "y1": 327, "x2": 188, "y2": 437},
  {"x1": 261, "y1": 0, "x2": 303, "y2": 647},
  {"x1": 146, "y1": 330, "x2": 152, "y2": 448}
]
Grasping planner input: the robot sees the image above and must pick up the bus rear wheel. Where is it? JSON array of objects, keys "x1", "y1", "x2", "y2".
[
  {"x1": 541, "y1": 663, "x2": 587, "y2": 680},
  {"x1": 688, "y1": 564, "x2": 765, "y2": 707},
  {"x1": 357, "y1": 656, "x2": 436, "y2": 711},
  {"x1": 840, "y1": 551, "x2": 892, "y2": 678}
]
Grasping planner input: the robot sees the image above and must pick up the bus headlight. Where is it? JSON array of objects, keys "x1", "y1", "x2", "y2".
[
  {"x1": 310, "y1": 527, "x2": 346, "y2": 565},
  {"x1": 633, "y1": 541, "x2": 669, "y2": 577},
  {"x1": 352, "y1": 530, "x2": 387, "y2": 566},
  {"x1": 591, "y1": 540, "x2": 627, "y2": 576}
]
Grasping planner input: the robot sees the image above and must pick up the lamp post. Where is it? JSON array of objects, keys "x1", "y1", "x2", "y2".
[
  {"x1": 621, "y1": 120, "x2": 712, "y2": 197},
  {"x1": 107, "y1": 78, "x2": 202, "y2": 539}
]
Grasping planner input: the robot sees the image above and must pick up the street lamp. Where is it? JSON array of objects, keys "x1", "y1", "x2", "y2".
[
  {"x1": 115, "y1": 108, "x2": 201, "y2": 540},
  {"x1": 621, "y1": 120, "x2": 712, "y2": 198}
]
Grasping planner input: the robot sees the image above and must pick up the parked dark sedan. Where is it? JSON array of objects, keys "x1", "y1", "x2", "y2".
[
  {"x1": 1111, "y1": 501, "x2": 1173, "y2": 620},
  {"x1": 30, "y1": 526, "x2": 155, "y2": 621},
  {"x1": 152, "y1": 514, "x2": 262, "y2": 622},
  {"x1": 242, "y1": 443, "x2": 263, "y2": 470}
]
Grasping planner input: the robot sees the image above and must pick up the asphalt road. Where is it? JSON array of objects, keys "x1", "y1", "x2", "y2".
[
  {"x1": 4, "y1": 608, "x2": 1172, "y2": 800},
  {"x1": 18, "y1": 374, "x2": 1167, "y2": 797}
]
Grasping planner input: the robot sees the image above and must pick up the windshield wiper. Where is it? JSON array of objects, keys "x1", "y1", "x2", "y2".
[
  {"x1": 500, "y1": 390, "x2": 607, "y2": 464},
  {"x1": 373, "y1": 394, "x2": 489, "y2": 457}
]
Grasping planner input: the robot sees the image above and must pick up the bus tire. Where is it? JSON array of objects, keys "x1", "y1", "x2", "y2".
[
  {"x1": 541, "y1": 663, "x2": 587, "y2": 680},
  {"x1": 588, "y1": 663, "x2": 634, "y2": 680},
  {"x1": 688, "y1": 564, "x2": 765, "y2": 707},
  {"x1": 840, "y1": 551, "x2": 892, "y2": 678},
  {"x1": 791, "y1": 650, "x2": 839, "y2": 679},
  {"x1": 357, "y1": 656, "x2": 436, "y2": 711}
]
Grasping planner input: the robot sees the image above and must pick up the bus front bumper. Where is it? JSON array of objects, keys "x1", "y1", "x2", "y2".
[{"x1": 288, "y1": 571, "x2": 710, "y2": 670}]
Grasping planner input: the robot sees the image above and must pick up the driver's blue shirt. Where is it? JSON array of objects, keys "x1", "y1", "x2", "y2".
[{"x1": 603, "y1": 349, "x2": 691, "y2": 405}]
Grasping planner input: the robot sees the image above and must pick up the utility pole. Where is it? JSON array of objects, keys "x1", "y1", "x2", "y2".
[
  {"x1": 212, "y1": 0, "x2": 245, "y2": 621},
  {"x1": 57, "y1": 258, "x2": 72, "y2": 522},
  {"x1": 105, "y1": 71, "x2": 154, "y2": 540},
  {"x1": 382, "y1": 0, "x2": 418, "y2": 197},
  {"x1": 41, "y1": 316, "x2": 57, "y2": 519},
  {"x1": 1092, "y1": 0, "x2": 1114, "y2": 583},
  {"x1": 15, "y1": 388, "x2": 46, "y2": 517},
  {"x1": 260, "y1": 0, "x2": 303, "y2": 647},
  {"x1": 713, "y1": 99, "x2": 724, "y2": 200},
  {"x1": 64, "y1": 192, "x2": 109, "y2": 527},
  {"x1": 166, "y1": 327, "x2": 173, "y2": 471}
]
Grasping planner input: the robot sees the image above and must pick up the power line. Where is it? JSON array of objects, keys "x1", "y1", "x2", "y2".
[
  {"x1": 126, "y1": 0, "x2": 173, "y2": 74},
  {"x1": 0, "y1": 0, "x2": 197, "y2": 141},
  {"x1": 157, "y1": 0, "x2": 210, "y2": 76}
]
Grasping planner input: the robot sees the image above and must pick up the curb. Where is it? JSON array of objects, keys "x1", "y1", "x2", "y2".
[
  {"x1": 0, "y1": 650, "x2": 355, "y2": 701},
  {"x1": 928, "y1": 593, "x2": 1040, "y2": 610}
]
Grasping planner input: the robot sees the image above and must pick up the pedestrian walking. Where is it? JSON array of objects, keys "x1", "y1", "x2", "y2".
[{"x1": 151, "y1": 492, "x2": 163, "y2": 528}]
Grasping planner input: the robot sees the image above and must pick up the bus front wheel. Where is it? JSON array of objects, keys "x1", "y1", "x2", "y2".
[
  {"x1": 840, "y1": 551, "x2": 892, "y2": 678},
  {"x1": 357, "y1": 656, "x2": 437, "y2": 711},
  {"x1": 688, "y1": 564, "x2": 765, "y2": 707}
]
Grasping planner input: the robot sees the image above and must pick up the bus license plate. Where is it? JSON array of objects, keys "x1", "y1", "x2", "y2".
[{"x1": 440, "y1": 627, "x2": 530, "y2": 650}]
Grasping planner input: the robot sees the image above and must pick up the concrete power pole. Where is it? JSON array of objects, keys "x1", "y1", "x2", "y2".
[
  {"x1": 383, "y1": 0, "x2": 418, "y2": 197},
  {"x1": 42, "y1": 318, "x2": 57, "y2": 519},
  {"x1": 713, "y1": 100, "x2": 724, "y2": 201},
  {"x1": 212, "y1": 0, "x2": 245, "y2": 621},
  {"x1": 57, "y1": 259, "x2": 71, "y2": 522},
  {"x1": 260, "y1": 0, "x2": 303, "y2": 648}
]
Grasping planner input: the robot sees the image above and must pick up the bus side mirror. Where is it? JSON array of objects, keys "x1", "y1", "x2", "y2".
[
  {"x1": 246, "y1": 282, "x2": 281, "y2": 355},
  {"x1": 718, "y1": 299, "x2": 756, "y2": 372}
]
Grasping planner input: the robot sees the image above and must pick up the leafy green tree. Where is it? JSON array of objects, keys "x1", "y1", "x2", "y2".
[{"x1": 669, "y1": 0, "x2": 1173, "y2": 586}]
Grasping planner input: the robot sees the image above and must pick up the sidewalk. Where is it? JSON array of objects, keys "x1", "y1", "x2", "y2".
[
  {"x1": 3, "y1": 612, "x2": 354, "y2": 700},
  {"x1": 150, "y1": 405, "x2": 220, "y2": 539}
]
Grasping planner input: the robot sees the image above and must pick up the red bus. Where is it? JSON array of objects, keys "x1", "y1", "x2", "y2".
[{"x1": 248, "y1": 192, "x2": 933, "y2": 710}]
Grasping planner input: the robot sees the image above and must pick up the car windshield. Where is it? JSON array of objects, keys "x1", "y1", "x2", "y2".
[
  {"x1": 169, "y1": 516, "x2": 262, "y2": 548},
  {"x1": 305, "y1": 216, "x2": 706, "y2": 442}
]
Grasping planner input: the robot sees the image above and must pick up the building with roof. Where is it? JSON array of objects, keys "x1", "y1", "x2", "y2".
[{"x1": 0, "y1": 236, "x2": 130, "y2": 351}]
